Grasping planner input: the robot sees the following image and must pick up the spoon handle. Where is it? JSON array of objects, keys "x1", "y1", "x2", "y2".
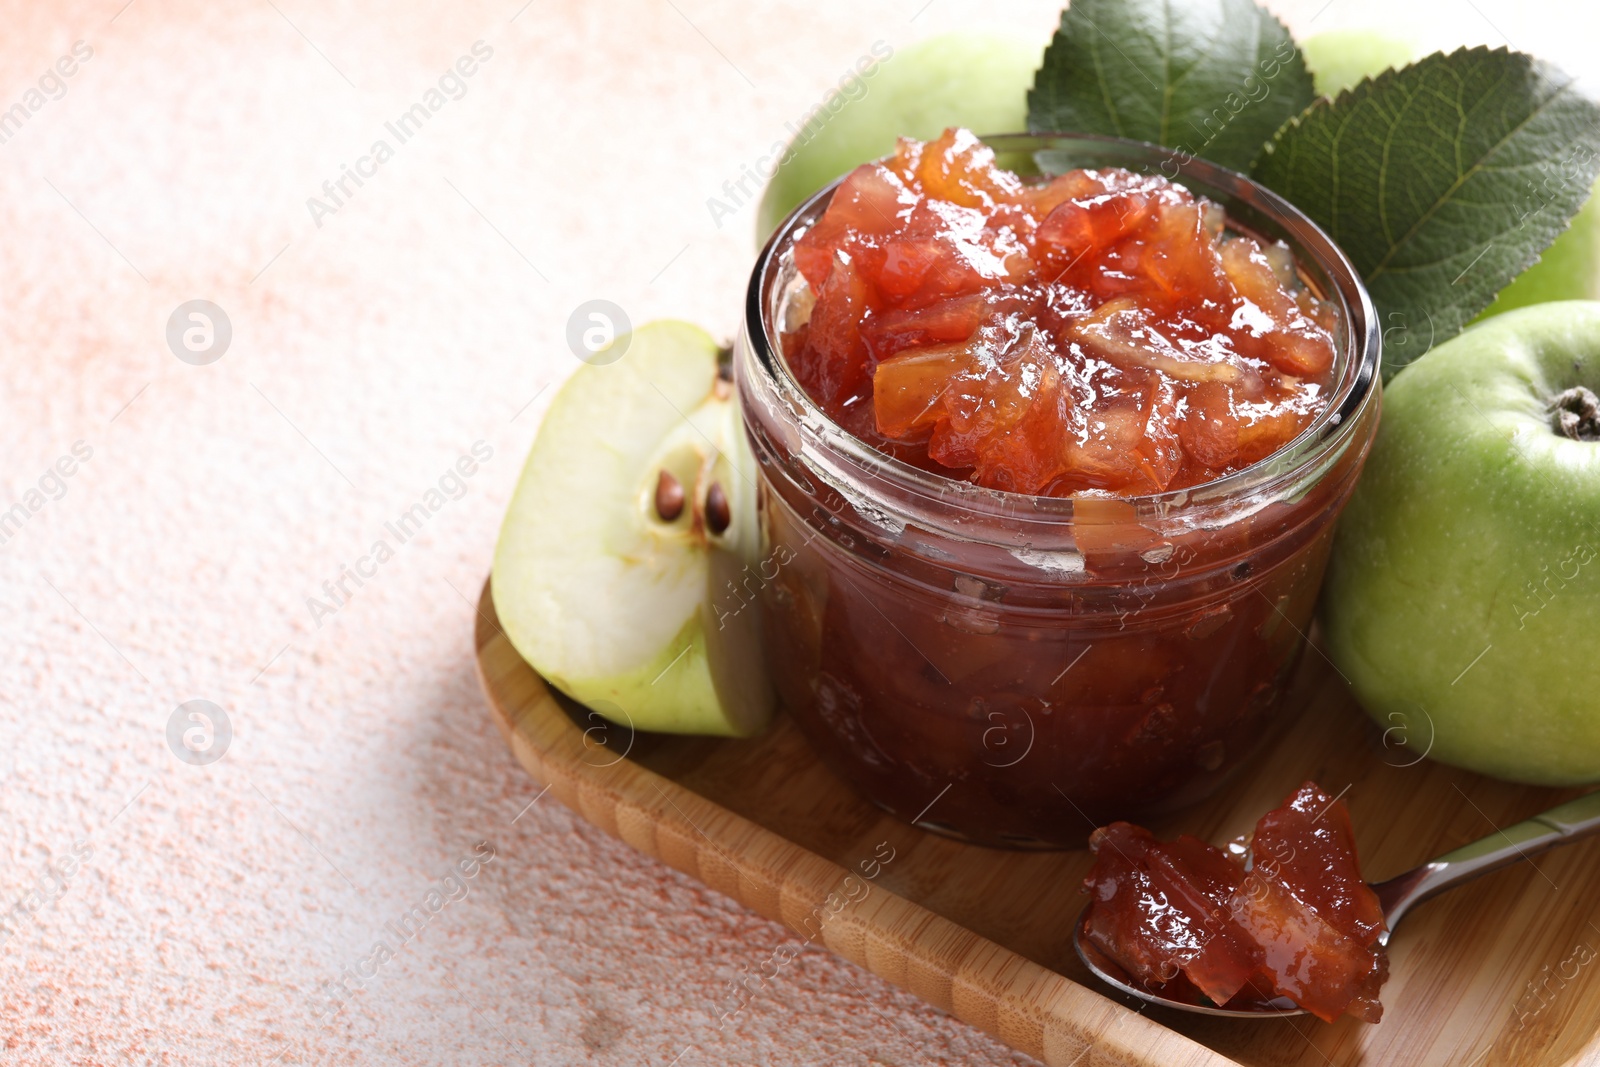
[{"x1": 1376, "y1": 789, "x2": 1600, "y2": 932}]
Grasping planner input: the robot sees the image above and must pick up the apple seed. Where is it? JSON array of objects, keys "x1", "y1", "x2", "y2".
[
  {"x1": 705, "y1": 482, "x2": 731, "y2": 535},
  {"x1": 655, "y1": 470, "x2": 686, "y2": 522}
]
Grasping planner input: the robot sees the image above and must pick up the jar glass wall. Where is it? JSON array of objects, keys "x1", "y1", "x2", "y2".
[{"x1": 736, "y1": 133, "x2": 1381, "y2": 849}]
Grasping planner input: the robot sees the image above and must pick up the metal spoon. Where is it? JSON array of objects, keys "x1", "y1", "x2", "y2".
[{"x1": 1073, "y1": 788, "x2": 1600, "y2": 1018}]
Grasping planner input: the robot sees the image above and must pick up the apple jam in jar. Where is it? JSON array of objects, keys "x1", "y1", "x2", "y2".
[{"x1": 735, "y1": 131, "x2": 1381, "y2": 848}]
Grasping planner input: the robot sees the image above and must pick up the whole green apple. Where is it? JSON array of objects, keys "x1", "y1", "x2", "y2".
[
  {"x1": 754, "y1": 31, "x2": 1041, "y2": 244},
  {"x1": 1299, "y1": 28, "x2": 1415, "y2": 97},
  {"x1": 1322, "y1": 301, "x2": 1600, "y2": 784}
]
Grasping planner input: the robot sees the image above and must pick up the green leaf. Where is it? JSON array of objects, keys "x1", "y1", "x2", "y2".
[
  {"x1": 1252, "y1": 47, "x2": 1600, "y2": 379},
  {"x1": 1025, "y1": 0, "x2": 1315, "y2": 172}
]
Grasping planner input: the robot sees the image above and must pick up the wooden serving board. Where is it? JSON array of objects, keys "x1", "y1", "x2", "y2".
[{"x1": 473, "y1": 578, "x2": 1600, "y2": 1066}]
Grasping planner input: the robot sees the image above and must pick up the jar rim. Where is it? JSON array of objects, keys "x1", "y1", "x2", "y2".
[{"x1": 741, "y1": 131, "x2": 1382, "y2": 526}]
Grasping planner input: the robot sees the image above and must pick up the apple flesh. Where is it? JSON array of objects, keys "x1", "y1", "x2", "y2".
[
  {"x1": 1322, "y1": 301, "x2": 1600, "y2": 784},
  {"x1": 492, "y1": 321, "x2": 772, "y2": 737},
  {"x1": 755, "y1": 31, "x2": 1042, "y2": 244}
]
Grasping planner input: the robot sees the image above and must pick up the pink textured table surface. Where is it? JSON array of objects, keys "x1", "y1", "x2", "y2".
[{"x1": 1, "y1": 1, "x2": 1594, "y2": 1064}]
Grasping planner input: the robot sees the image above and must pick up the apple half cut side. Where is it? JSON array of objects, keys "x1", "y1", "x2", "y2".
[{"x1": 492, "y1": 320, "x2": 773, "y2": 737}]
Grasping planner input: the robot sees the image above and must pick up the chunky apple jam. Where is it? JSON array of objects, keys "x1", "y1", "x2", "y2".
[
  {"x1": 737, "y1": 130, "x2": 1381, "y2": 848},
  {"x1": 1082, "y1": 782, "x2": 1389, "y2": 1022},
  {"x1": 784, "y1": 128, "x2": 1337, "y2": 497}
]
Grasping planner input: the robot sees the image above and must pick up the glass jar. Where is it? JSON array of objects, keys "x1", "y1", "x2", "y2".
[{"x1": 735, "y1": 133, "x2": 1381, "y2": 849}]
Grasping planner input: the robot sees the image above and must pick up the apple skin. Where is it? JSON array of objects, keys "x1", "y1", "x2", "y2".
[
  {"x1": 755, "y1": 31, "x2": 1041, "y2": 244},
  {"x1": 1321, "y1": 301, "x2": 1600, "y2": 784},
  {"x1": 1299, "y1": 29, "x2": 1415, "y2": 98}
]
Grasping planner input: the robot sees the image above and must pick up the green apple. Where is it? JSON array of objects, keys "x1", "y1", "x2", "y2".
[
  {"x1": 754, "y1": 31, "x2": 1042, "y2": 244},
  {"x1": 492, "y1": 321, "x2": 772, "y2": 737},
  {"x1": 1322, "y1": 301, "x2": 1600, "y2": 784},
  {"x1": 1299, "y1": 29, "x2": 1415, "y2": 98},
  {"x1": 1479, "y1": 179, "x2": 1600, "y2": 317}
]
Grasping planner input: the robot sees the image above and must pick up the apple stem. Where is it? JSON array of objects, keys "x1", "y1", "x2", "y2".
[{"x1": 1550, "y1": 386, "x2": 1600, "y2": 442}]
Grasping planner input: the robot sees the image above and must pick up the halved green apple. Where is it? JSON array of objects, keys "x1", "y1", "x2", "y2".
[{"x1": 492, "y1": 320, "x2": 772, "y2": 737}]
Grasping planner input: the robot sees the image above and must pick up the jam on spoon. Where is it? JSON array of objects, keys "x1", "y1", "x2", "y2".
[{"x1": 1079, "y1": 781, "x2": 1388, "y2": 1022}]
